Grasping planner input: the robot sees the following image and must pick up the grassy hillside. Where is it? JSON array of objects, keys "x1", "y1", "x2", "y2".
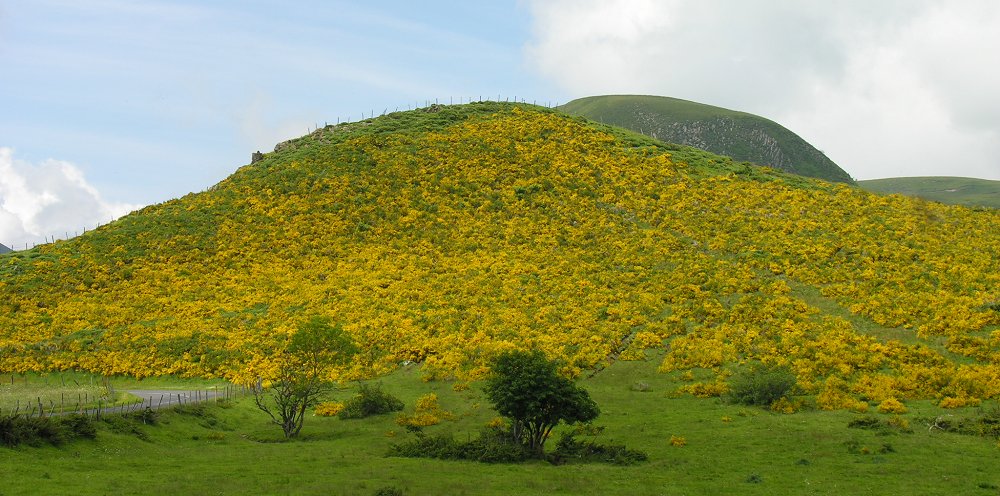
[
  {"x1": 860, "y1": 176, "x2": 1000, "y2": 209},
  {"x1": 560, "y1": 95, "x2": 854, "y2": 183},
  {"x1": 1, "y1": 102, "x2": 999, "y2": 412}
]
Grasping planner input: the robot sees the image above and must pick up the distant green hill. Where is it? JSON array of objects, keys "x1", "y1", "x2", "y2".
[
  {"x1": 560, "y1": 95, "x2": 854, "y2": 183},
  {"x1": 859, "y1": 176, "x2": 1000, "y2": 209}
]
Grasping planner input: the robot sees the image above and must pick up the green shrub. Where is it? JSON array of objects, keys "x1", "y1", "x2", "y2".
[
  {"x1": 456, "y1": 426, "x2": 532, "y2": 463},
  {"x1": 373, "y1": 486, "x2": 404, "y2": 496},
  {"x1": 172, "y1": 403, "x2": 209, "y2": 418},
  {"x1": 550, "y1": 433, "x2": 648, "y2": 465},
  {"x1": 387, "y1": 432, "x2": 463, "y2": 459},
  {"x1": 338, "y1": 383, "x2": 404, "y2": 420},
  {"x1": 62, "y1": 414, "x2": 97, "y2": 439},
  {"x1": 127, "y1": 407, "x2": 159, "y2": 425},
  {"x1": 724, "y1": 365, "x2": 796, "y2": 407},
  {"x1": 0, "y1": 414, "x2": 96, "y2": 447},
  {"x1": 847, "y1": 415, "x2": 883, "y2": 430},
  {"x1": 390, "y1": 427, "x2": 646, "y2": 465},
  {"x1": 32, "y1": 417, "x2": 70, "y2": 446},
  {"x1": 102, "y1": 415, "x2": 150, "y2": 441},
  {"x1": 388, "y1": 426, "x2": 531, "y2": 463}
]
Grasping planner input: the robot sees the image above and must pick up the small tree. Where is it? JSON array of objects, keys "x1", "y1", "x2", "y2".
[
  {"x1": 252, "y1": 317, "x2": 356, "y2": 438},
  {"x1": 484, "y1": 350, "x2": 599, "y2": 457}
]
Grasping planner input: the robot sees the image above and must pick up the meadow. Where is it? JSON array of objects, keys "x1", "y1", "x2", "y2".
[{"x1": 2, "y1": 358, "x2": 999, "y2": 495}]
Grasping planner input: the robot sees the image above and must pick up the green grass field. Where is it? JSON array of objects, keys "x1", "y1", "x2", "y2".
[
  {"x1": 859, "y1": 176, "x2": 1000, "y2": 209},
  {"x1": 3, "y1": 360, "x2": 998, "y2": 495}
]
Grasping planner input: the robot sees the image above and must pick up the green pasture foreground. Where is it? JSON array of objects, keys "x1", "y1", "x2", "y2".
[{"x1": 2, "y1": 360, "x2": 998, "y2": 496}]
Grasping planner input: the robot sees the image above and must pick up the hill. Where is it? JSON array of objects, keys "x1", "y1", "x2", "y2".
[
  {"x1": 560, "y1": 95, "x2": 854, "y2": 183},
  {"x1": 1, "y1": 102, "x2": 999, "y2": 411},
  {"x1": 859, "y1": 176, "x2": 1000, "y2": 209}
]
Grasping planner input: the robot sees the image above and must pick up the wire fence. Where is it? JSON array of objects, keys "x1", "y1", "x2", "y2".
[
  {"x1": 2, "y1": 219, "x2": 123, "y2": 254},
  {"x1": 305, "y1": 94, "x2": 560, "y2": 138},
  {"x1": 0, "y1": 383, "x2": 249, "y2": 420}
]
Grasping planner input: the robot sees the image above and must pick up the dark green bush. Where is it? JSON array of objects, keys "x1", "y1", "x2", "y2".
[
  {"x1": 0, "y1": 416, "x2": 43, "y2": 447},
  {"x1": 456, "y1": 426, "x2": 532, "y2": 463},
  {"x1": 127, "y1": 407, "x2": 159, "y2": 425},
  {"x1": 724, "y1": 365, "x2": 796, "y2": 406},
  {"x1": 102, "y1": 415, "x2": 149, "y2": 441},
  {"x1": 550, "y1": 433, "x2": 648, "y2": 465},
  {"x1": 373, "y1": 486, "x2": 404, "y2": 496},
  {"x1": 388, "y1": 426, "x2": 531, "y2": 463},
  {"x1": 0, "y1": 414, "x2": 96, "y2": 447},
  {"x1": 172, "y1": 403, "x2": 208, "y2": 418},
  {"x1": 387, "y1": 432, "x2": 463, "y2": 459},
  {"x1": 338, "y1": 383, "x2": 404, "y2": 420},
  {"x1": 847, "y1": 415, "x2": 883, "y2": 430},
  {"x1": 62, "y1": 414, "x2": 97, "y2": 439},
  {"x1": 847, "y1": 414, "x2": 912, "y2": 434},
  {"x1": 32, "y1": 417, "x2": 70, "y2": 446},
  {"x1": 389, "y1": 427, "x2": 646, "y2": 465}
]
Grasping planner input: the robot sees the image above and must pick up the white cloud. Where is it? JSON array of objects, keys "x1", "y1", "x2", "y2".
[
  {"x1": 0, "y1": 147, "x2": 140, "y2": 249},
  {"x1": 525, "y1": 0, "x2": 1000, "y2": 180}
]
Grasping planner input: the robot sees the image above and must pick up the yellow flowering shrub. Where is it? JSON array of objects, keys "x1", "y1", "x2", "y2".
[
  {"x1": 877, "y1": 398, "x2": 907, "y2": 414},
  {"x1": 395, "y1": 393, "x2": 454, "y2": 428},
  {"x1": 818, "y1": 377, "x2": 869, "y2": 412},
  {"x1": 886, "y1": 415, "x2": 910, "y2": 431},
  {"x1": 939, "y1": 395, "x2": 981, "y2": 409},
  {"x1": 0, "y1": 103, "x2": 997, "y2": 413},
  {"x1": 678, "y1": 380, "x2": 728, "y2": 398},
  {"x1": 770, "y1": 397, "x2": 803, "y2": 414},
  {"x1": 314, "y1": 401, "x2": 345, "y2": 417}
]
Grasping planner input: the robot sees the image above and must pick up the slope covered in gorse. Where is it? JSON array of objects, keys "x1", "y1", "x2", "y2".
[{"x1": 1, "y1": 103, "x2": 998, "y2": 410}]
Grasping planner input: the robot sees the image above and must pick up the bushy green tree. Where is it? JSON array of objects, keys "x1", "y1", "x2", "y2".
[
  {"x1": 252, "y1": 316, "x2": 356, "y2": 438},
  {"x1": 484, "y1": 350, "x2": 599, "y2": 456}
]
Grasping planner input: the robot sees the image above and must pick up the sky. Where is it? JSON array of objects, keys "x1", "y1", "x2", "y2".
[{"x1": 2, "y1": 0, "x2": 998, "y2": 248}]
